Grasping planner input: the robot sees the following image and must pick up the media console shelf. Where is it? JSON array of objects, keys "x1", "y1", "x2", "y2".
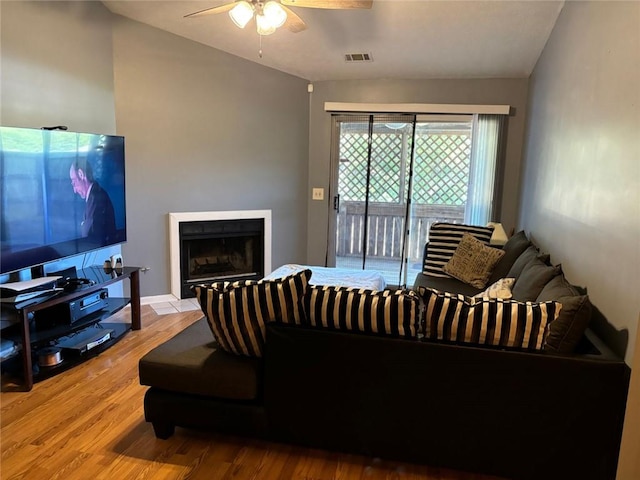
[{"x1": 1, "y1": 266, "x2": 141, "y2": 391}]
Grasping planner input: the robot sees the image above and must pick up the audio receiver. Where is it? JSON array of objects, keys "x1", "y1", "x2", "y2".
[{"x1": 35, "y1": 288, "x2": 109, "y2": 327}]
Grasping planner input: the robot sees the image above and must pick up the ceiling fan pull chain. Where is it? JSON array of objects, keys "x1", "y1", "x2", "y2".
[{"x1": 259, "y1": 34, "x2": 263, "y2": 58}]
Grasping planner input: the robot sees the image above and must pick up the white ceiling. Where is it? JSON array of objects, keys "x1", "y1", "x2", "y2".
[{"x1": 102, "y1": 0, "x2": 564, "y2": 82}]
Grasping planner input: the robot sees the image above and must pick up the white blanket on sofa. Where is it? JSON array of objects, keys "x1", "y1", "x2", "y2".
[{"x1": 264, "y1": 264, "x2": 387, "y2": 290}]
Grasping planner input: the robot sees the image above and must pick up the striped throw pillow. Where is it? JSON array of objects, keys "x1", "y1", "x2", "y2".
[
  {"x1": 418, "y1": 287, "x2": 561, "y2": 351},
  {"x1": 191, "y1": 269, "x2": 312, "y2": 357},
  {"x1": 423, "y1": 223, "x2": 495, "y2": 278},
  {"x1": 303, "y1": 285, "x2": 421, "y2": 339}
]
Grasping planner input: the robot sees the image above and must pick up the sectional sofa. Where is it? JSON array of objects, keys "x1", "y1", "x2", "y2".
[{"x1": 139, "y1": 226, "x2": 631, "y2": 480}]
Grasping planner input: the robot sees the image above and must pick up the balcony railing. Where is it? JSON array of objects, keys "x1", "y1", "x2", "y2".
[{"x1": 336, "y1": 201, "x2": 465, "y2": 262}]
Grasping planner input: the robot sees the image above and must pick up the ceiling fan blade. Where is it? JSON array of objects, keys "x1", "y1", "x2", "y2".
[
  {"x1": 281, "y1": 0, "x2": 372, "y2": 9},
  {"x1": 184, "y1": 2, "x2": 236, "y2": 18},
  {"x1": 281, "y1": 5, "x2": 307, "y2": 33}
]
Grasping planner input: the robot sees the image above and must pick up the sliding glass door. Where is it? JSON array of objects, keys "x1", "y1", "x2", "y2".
[
  {"x1": 328, "y1": 113, "x2": 502, "y2": 288},
  {"x1": 330, "y1": 115, "x2": 414, "y2": 286}
]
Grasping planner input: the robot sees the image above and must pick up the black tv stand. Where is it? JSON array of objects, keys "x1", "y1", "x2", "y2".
[{"x1": 1, "y1": 266, "x2": 141, "y2": 391}]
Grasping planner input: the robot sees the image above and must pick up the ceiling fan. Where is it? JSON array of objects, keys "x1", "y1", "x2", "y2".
[{"x1": 184, "y1": 0, "x2": 373, "y2": 36}]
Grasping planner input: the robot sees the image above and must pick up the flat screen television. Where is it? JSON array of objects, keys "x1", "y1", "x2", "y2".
[{"x1": 0, "y1": 126, "x2": 126, "y2": 275}]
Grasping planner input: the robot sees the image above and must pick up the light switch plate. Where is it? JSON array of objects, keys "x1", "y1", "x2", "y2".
[{"x1": 312, "y1": 188, "x2": 324, "y2": 200}]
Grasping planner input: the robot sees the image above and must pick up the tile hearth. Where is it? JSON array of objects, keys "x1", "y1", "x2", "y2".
[{"x1": 150, "y1": 298, "x2": 200, "y2": 316}]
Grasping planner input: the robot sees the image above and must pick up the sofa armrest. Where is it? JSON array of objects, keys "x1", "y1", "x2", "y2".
[{"x1": 575, "y1": 328, "x2": 624, "y2": 360}]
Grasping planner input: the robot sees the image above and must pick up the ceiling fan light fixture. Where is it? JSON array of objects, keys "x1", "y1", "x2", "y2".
[
  {"x1": 229, "y1": 1, "x2": 254, "y2": 28},
  {"x1": 263, "y1": 1, "x2": 287, "y2": 28},
  {"x1": 256, "y1": 13, "x2": 277, "y2": 35}
]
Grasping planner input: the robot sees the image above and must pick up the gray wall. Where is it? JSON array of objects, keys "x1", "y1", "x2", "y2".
[
  {"x1": 519, "y1": 4, "x2": 639, "y2": 477},
  {"x1": 520, "y1": 1, "x2": 639, "y2": 363},
  {"x1": 620, "y1": 323, "x2": 640, "y2": 480},
  {"x1": 306, "y1": 79, "x2": 529, "y2": 265},
  {"x1": 1, "y1": 1, "x2": 115, "y2": 133},
  {"x1": 0, "y1": 1, "x2": 310, "y2": 295},
  {"x1": 111, "y1": 17, "x2": 309, "y2": 296},
  {"x1": 0, "y1": 0, "x2": 122, "y2": 282}
]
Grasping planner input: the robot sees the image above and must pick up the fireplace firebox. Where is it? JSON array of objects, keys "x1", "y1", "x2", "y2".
[{"x1": 179, "y1": 218, "x2": 264, "y2": 298}]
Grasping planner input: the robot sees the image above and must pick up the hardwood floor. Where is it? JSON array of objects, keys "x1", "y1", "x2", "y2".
[{"x1": 1, "y1": 306, "x2": 505, "y2": 480}]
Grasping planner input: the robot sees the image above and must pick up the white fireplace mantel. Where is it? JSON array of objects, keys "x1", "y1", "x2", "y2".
[{"x1": 169, "y1": 210, "x2": 272, "y2": 299}]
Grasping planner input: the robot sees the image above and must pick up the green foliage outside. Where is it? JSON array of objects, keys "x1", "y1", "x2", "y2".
[{"x1": 338, "y1": 129, "x2": 471, "y2": 205}]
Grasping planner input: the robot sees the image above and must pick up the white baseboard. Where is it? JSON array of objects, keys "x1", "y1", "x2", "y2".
[{"x1": 140, "y1": 294, "x2": 178, "y2": 305}]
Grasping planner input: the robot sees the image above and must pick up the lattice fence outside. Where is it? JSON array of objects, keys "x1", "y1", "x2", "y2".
[
  {"x1": 338, "y1": 131, "x2": 369, "y2": 201},
  {"x1": 335, "y1": 124, "x2": 472, "y2": 282},
  {"x1": 338, "y1": 129, "x2": 470, "y2": 206},
  {"x1": 412, "y1": 133, "x2": 471, "y2": 205}
]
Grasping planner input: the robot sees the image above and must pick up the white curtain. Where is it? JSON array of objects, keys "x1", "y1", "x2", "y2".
[{"x1": 465, "y1": 114, "x2": 504, "y2": 225}]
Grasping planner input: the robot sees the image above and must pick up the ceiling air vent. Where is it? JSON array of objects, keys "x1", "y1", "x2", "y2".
[{"x1": 344, "y1": 53, "x2": 373, "y2": 63}]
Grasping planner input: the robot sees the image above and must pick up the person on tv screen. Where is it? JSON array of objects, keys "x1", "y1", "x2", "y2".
[{"x1": 69, "y1": 159, "x2": 116, "y2": 245}]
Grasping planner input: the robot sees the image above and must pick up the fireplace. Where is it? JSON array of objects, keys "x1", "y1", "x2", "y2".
[{"x1": 169, "y1": 211, "x2": 272, "y2": 299}]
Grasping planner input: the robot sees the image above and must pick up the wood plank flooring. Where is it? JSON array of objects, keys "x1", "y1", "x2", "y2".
[{"x1": 1, "y1": 306, "x2": 505, "y2": 480}]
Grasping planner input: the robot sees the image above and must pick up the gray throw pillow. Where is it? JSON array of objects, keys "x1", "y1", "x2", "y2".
[
  {"x1": 511, "y1": 258, "x2": 561, "y2": 301},
  {"x1": 506, "y1": 244, "x2": 551, "y2": 279},
  {"x1": 488, "y1": 230, "x2": 531, "y2": 284},
  {"x1": 537, "y1": 275, "x2": 592, "y2": 353}
]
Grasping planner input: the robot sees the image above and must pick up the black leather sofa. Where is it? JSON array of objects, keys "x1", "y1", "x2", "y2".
[
  {"x1": 139, "y1": 230, "x2": 631, "y2": 480},
  {"x1": 265, "y1": 323, "x2": 629, "y2": 480},
  {"x1": 140, "y1": 319, "x2": 630, "y2": 480}
]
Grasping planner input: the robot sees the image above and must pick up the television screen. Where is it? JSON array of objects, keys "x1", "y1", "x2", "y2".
[{"x1": 0, "y1": 126, "x2": 126, "y2": 274}]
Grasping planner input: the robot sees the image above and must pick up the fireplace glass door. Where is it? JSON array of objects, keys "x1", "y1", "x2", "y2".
[{"x1": 179, "y1": 219, "x2": 264, "y2": 297}]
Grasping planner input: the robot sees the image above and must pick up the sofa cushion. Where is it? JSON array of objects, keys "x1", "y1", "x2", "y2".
[
  {"x1": 537, "y1": 275, "x2": 592, "y2": 353},
  {"x1": 511, "y1": 258, "x2": 561, "y2": 302},
  {"x1": 506, "y1": 244, "x2": 551, "y2": 279},
  {"x1": 192, "y1": 269, "x2": 312, "y2": 357},
  {"x1": 418, "y1": 287, "x2": 561, "y2": 351},
  {"x1": 423, "y1": 223, "x2": 494, "y2": 278},
  {"x1": 443, "y1": 233, "x2": 505, "y2": 288},
  {"x1": 139, "y1": 318, "x2": 262, "y2": 400},
  {"x1": 303, "y1": 285, "x2": 421, "y2": 339},
  {"x1": 487, "y1": 230, "x2": 531, "y2": 284}
]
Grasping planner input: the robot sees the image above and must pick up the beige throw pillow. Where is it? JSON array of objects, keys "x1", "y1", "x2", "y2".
[{"x1": 443, "y1": 233, "x2": 505, "y2": 289}]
